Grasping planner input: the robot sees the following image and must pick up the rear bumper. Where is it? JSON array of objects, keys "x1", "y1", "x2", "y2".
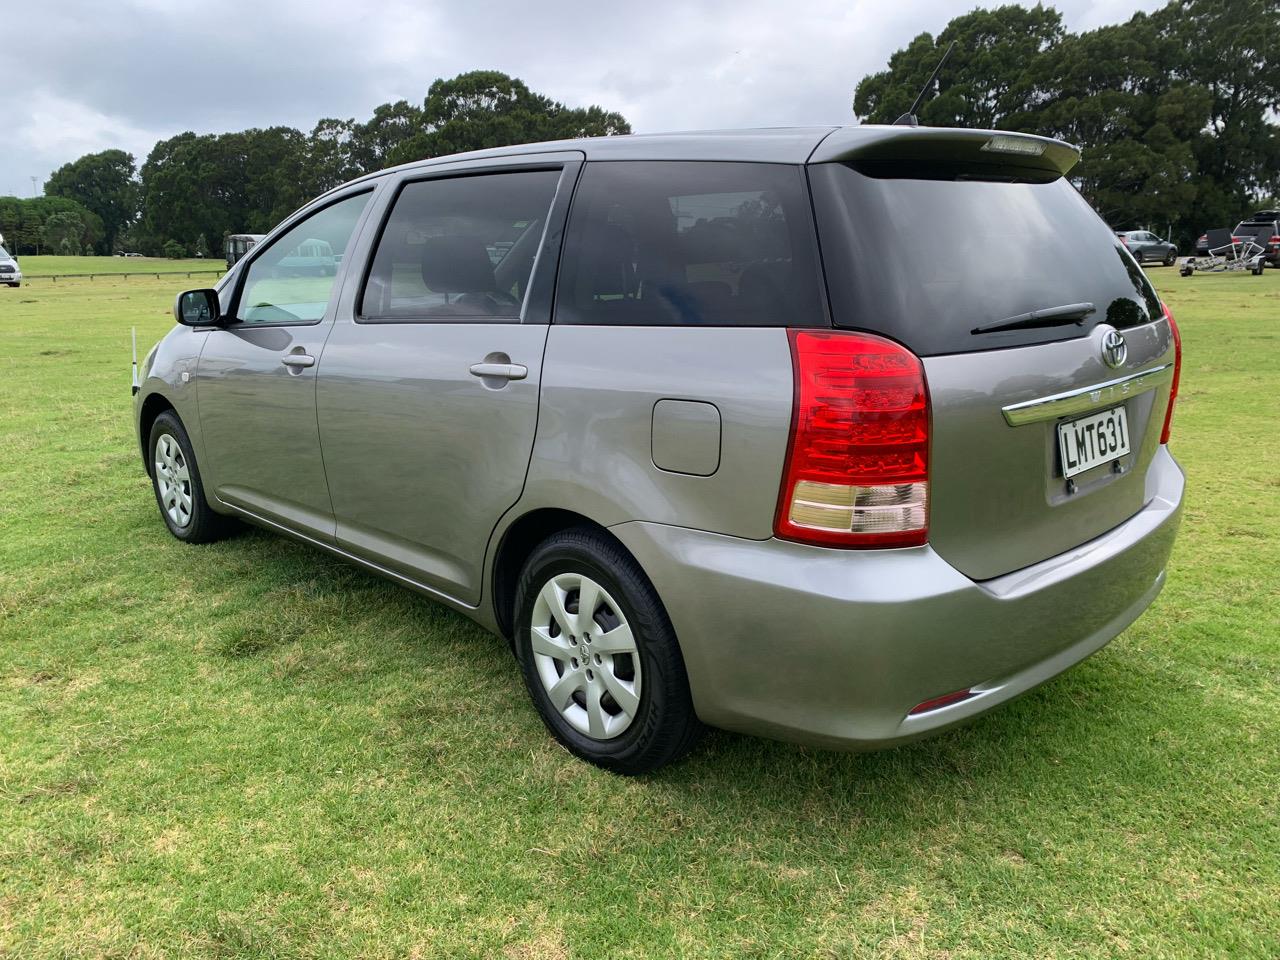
[{"x1": 611, "y1": 447, "x2": 1184, "y2": 750}]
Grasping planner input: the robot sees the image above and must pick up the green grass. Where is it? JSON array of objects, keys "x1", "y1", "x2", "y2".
[
  {"x1": 1, "y1": 269, "x2": 1277, "y2": 958},
  {"x1": 16, "y1": 255, "x2": 224, "y2": 278}
]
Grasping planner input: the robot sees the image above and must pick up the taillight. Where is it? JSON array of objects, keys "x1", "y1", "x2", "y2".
[
  {"x1": 1198, "y1": 235, "x2": 1207, "y2": 242},
  {"x1": 1160, "y1": 303, "x2": 1181, "y2": 445},
  {"x1": 1270, "y1": 235, "x2": 1280, "y2": 245},
  {"x1": 775, "y1": 330, "x2": 929, "y2": 548}
]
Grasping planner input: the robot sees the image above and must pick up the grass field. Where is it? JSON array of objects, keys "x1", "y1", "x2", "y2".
[
  {"x1": 1, "y1": 271, "x2": 1277, "y2": 958},
  {"x1": 15, "y1": 255, "x2": 224, "y2": 278}
]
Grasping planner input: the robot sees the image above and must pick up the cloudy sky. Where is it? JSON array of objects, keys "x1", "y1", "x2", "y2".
[{"x1": 5, "y1": 0, "x2": 1162, "y2": 197}]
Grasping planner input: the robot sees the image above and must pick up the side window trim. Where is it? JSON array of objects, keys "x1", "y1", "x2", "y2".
[
  {"x1": 221, "y1": 186, "x2": 379, "y2": 328},
  {"x1": 354, "y1": 158, "x2": 582, "y2": 326}
]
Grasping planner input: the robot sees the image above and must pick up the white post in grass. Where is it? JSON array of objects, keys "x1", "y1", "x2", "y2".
[{"x1": 131, "y1": 328, "x2": 139, "y2": 396}]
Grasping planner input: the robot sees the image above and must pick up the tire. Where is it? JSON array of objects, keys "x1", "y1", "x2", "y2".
[
  {"x1": 1134, "y1": 250, "x2": 1145, "y2": 264},
  {"x1": 513, "y1": 527, "x2": 702, "y2": 774},
  {"x1": 1163, "y1": 250, "x2": 1176, "y2": 266},
  {"x1": 148, "y1": 410, "x2": 235, "y2": 543}
]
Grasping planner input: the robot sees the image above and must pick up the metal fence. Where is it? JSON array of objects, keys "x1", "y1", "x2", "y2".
[{"x1": 21, "y1": 269, "x2": 227, "y2": 283}]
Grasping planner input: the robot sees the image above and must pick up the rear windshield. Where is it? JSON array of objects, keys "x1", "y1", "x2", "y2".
[{"x1": 809, "y1": 163, "x2": 1163, "y2": 356}]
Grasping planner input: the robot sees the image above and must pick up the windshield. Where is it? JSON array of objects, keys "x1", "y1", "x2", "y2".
[
  {"x1": 809, "y1": 163, "x2": 1163, "y2": 356},
  {"x1": 0, "y1": 246, "x2": 10, "y2": 259}
]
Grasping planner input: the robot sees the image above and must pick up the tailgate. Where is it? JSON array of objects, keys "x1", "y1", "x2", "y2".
[
  {"x1": 808, "y1": 132, "x2": 1178, "y2": 579},
  {"x1": 923, "y1": 321, "x2": 1174, "y2": 579}
]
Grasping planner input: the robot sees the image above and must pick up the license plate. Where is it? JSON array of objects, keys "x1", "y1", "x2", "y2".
[{"x1": 1057, "y1": 406, "x2": 1130, "y2": 478}]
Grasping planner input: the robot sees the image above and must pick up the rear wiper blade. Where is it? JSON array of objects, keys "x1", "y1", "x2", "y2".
[{"x1": 972, "y1": 302, "x2": 1096, "y2": 335}]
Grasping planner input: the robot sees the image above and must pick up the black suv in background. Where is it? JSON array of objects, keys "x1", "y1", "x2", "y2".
[{"x1": 1195, "y1": 211, "x2": 1280, "y2": 265}]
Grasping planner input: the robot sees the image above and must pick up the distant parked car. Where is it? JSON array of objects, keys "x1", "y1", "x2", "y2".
[
  {"x1": 0, "y1": 245, "x2": 22, "y2": 287},
  {"x1": 1116, "y1": 230, "x2": 1177, "y2": 265},
  {"x1": 1231, "y1": 212, "x2": 1280, "y2": 266},
  {"x1": 275, "y1": 237, "x2": 337, "y2": 277},
  {"x1": 1195, "y1": 211, "x2": 1280, "y2": 265}
]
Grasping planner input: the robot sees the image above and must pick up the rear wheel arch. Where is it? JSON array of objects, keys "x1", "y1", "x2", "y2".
[
  {"x1": 492, "y1": 509, "x2": 607, "y2": 640},
  {"x1": 492, "y1": 509, "x2": 640, "y2": 642}
]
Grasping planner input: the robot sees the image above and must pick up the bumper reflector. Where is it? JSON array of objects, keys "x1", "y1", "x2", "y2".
[{"x1": 908, "y1": 688, "x2": 977, "y2": 716}]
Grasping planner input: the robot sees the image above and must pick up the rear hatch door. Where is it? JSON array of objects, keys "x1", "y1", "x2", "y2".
[{"x1": 808, "y1": 129, "x2": 1176, "y2": 580}]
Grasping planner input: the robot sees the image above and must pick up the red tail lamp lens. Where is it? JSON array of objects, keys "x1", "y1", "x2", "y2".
[{"x1": 775, "y1": 330, "x2": 929, "y2": 548}]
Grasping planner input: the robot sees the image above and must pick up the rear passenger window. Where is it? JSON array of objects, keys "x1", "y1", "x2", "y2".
[
  {"x1": 360, "y1": 170, "x2": 561, "y2": 322},
  {"x1": 556, "y1": 161, "x2": 824, "y2": 327}
]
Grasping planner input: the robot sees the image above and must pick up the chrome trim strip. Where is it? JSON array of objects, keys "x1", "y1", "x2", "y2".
[{"x1": 1001, "y1": 364, "x2": 1172, "y2": 426}]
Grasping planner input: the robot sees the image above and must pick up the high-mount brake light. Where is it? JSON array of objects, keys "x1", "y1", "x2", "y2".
[
  {"x1": 980, "y1": 135, "x2": 1047, "y2": 157},
  {"x1": 775, "y1": 330, "x2": 929, "y2": 548}
]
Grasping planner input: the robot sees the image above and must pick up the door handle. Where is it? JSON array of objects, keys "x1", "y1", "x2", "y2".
[
  {"x1": 281, "y1": 354, "x2": 315, "y2": 369},
  {"x1": 469, "y1": 362, "x2": 527, "y2": 381}
]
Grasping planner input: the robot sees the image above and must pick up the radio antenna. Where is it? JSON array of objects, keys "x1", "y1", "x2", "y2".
[{"x1": 894, "y1": 40, "x2": 956, "y2": 127}]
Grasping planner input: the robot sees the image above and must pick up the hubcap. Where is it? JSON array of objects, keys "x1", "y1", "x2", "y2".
[
  {"x1": 153, "y1": 434, "x2": 193, "y2": 528},
  {"x1": 530, "y1": 572, "x2": 642, "y2": 740}
]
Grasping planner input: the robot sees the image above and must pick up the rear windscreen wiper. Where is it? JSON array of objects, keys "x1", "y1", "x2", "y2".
[{"x1": 972, "y1": 302, "x2": 1096, "y2": 335}]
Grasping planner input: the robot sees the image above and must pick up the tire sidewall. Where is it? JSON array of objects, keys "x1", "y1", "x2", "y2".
[
  {"x1": 514, "y1": 539, "x2": 677, "y2": 771},
  {"x1": 148, "y1": 412, "x2": 214, "y2": 542}
]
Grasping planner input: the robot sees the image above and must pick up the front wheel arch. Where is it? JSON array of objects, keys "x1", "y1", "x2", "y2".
[{"x1": 138, "y1": 392, "x2": 177, "y2": 476}]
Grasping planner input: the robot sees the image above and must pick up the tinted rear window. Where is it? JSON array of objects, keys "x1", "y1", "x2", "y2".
[
  {"x1": 361, "y1": 170, "x2": 561, "y2": 322},
  {"x1": 556, "y1": 161, "x2": 825, "y2": 327},
  {"x1": 809, "y1": 163, "x2": 1163, "y2": 356}
]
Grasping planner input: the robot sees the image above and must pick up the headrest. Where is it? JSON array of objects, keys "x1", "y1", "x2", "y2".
[
  {"x1": 420, "y1": 237, "x2": 496, "y2": 294},
  {"x1": 578, "y1": 223, "x2": 636, "y2": 297}
]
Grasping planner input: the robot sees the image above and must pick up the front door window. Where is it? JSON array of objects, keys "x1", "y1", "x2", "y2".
[{"x1": 236, "y1": 192, "x2": 371, "y2": 324}]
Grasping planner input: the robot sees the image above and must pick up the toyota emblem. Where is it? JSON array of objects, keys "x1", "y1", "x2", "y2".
[{"x1": 1101, "y1": 329, "x2": 1128, "y2": 369}]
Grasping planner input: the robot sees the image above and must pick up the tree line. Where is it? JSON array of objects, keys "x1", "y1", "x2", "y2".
[
  {"x1": 855, "y1": 0, "x2": 1279, "y2": 246},
  {"x1": 0, "y1": 70, "x2": 627, "y2": 258},
  {"x1": 6, "y1": 0, "x2": 1276, "y2": 259}
]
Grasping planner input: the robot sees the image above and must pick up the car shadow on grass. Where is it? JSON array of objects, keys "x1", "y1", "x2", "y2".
[{"x1": 193, "y1": 524, "x2": 1178, "y2": 832}]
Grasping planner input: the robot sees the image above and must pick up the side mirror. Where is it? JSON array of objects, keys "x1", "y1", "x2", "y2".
[{"x1": 174, "y1": 288, "x2": 222, "y2": 326}]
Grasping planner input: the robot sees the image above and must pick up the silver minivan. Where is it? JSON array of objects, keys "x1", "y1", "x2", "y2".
[
  {"x1": 136, "y1": 126, "x2": 1184, "y2": 773},
  {"x1": 0, "y1": 244, "x2": 22, "y2": 287}
]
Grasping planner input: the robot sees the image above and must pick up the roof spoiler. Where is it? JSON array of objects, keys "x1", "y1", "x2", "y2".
[{"x1": 810, "y1": 127, "x2": 1080, "y2": 180}]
